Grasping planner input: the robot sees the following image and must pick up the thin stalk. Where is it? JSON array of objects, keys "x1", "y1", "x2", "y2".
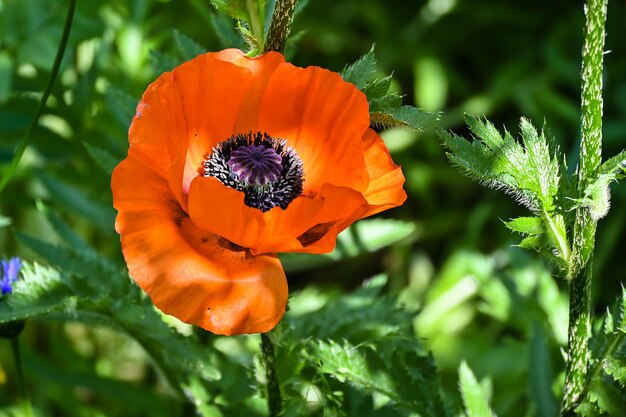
[
  {"x1": 10, "y1": 337, "x2": 33, "y2": 417},
  {"x1": 561, "y1": 0, "x2": 608, "y2": 415},
  {"x1": 261, "y1": 332, "x2": 283, "y2": 417},
  {"x1": 0, "y1": 0, "x2": 76, "y2": 193},
  {"x1": 264, "y1": 0, "x2": 298, "y2": 53},
  {"x1": 246, "y1": 0, "x2": 265, "y2": 52}
]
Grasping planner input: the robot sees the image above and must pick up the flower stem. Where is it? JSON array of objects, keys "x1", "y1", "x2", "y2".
[
  {"x1": 10, "y1": 337, "x2": 33, "y2": 417},
  {"x1": 561, "y1": 0, "x2": 608, "y2": 414},
  {"x1": 261, "y1": 332, "x2": 283, "y2": 417},
  {"x1": 264, "y1": 0, "x2": 298, "y2": 53},
  {"x1": 0, "y1": 0, "x2": 76, "y2": 194}
]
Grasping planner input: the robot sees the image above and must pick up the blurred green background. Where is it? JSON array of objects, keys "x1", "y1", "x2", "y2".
[{"x1": 1, "y1": 0, "x2": 625, "y2": 416}]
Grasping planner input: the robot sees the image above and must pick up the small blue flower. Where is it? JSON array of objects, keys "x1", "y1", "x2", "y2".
[{"x1": 1, "y1": 257, "x2": 22, "y2": 296}]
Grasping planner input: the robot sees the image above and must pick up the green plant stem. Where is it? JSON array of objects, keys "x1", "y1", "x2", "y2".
[
  {"x1": 261, "y1": 332, "x2": 283, "y2": 417},
  {"x1": 561, "y1": 0, "x2": 608, "y2": 414},
  {"x1": 264, "y1": 0, "x2": 298, "y2": 53},
  {"x1": 246, "y1": 0, "x2": 265, "y2": 52},
  {"x1": 0, "y1": 0, "x2": 75, "y2": 194},
  {"x1": 10, "y1": 337, "x2": 33, "y2": 417}
]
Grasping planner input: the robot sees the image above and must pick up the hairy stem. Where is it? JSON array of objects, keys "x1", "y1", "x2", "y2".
[
  {"x1": 261, "y1": 332, "x2": 283, "y2": 417},
  {"x1": 10, "y1": 337, "x2": 33, "y2": 417},
  {"x1": 561, "y1": 0, "x2": 608, "y2": 414},
  {"x1": 0, "y1": 0, "x2": 76, "y2": 193},
  {"x1": 264, "y1": 0, "x2": 298, "y2": 53}
]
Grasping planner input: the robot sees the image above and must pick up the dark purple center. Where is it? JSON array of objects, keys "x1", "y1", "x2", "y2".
[{"x1": 227, "y1": 145, "x2": 283, "y2": 186}]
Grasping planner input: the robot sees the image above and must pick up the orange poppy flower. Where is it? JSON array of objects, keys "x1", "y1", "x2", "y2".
[{"x1": 112, "y1": 49, "x2": 406, "y2": 335}]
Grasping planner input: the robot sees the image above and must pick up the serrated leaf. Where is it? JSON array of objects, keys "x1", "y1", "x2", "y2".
[
  {"x1": 343, "y1": 48, "x2": 438, "y2": 132},
  {"x1": 104, "y1": 84, "x2": 138, "y2": 131},
  {"x1": 441, "y1": 116, "x2": 571, "y2": 267},
  {"x1": 149, "y1": 49, "x2": 179, "y2": 74},
  {"x1": 36, "y1": 171, "x2": 116, "y2": 232},
  {"x1": 458, "y1": 361, "x2": 497, "y2": 417},
  {"x1": 173, "y1": 30, "x2": 206, "y2": 61},
  {"x1": 288, "y1": 274, "x2": 412, "y2": 342},
  {"x1": 17, "y1": 233, "x2": 130, "y2": 299},
  {"x1": 372, "y1": 105, "x2": 439, "y2": 131},
  {"x1": 341, "y1": 48, "x2": 378, "y2": 90},
  {"x1": 581, "y1": 288, "x2": 626, "y2": 415},
  {"x1": 280, "y1": 219, "x2": 416, "y2": 273},
  {"x1": 308, "y1": 337, "x2": 451, "y2": 417},
  {"x1": 0, "y1": 262, "x2": 73, "y2": 323},
  {"x1": 600, "y1": 150, "x2": 626, "y2": 180},
  {"x1": 506, "y1": 217, "x2": 544, "y2": 235},
  {"x1": 84, "y1": 143, "x2": 120, "y2": 175},
  {"x1": 209, "y1": 0, "x2": 249, "y2": 21},
  {"x1": 363, "y1": 75, "x2": 392, "y2": 99}
]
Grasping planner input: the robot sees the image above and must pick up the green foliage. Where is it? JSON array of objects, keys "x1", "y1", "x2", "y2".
[
  {"x1": 458, "y1": 361, "x2": 497, "y2": 417},
  {"x1": 0, "y1": 261, "x2": 73, "y2": 323},
  {"x1": 209, "y1": 0, "x2": 249, "y2": 21},
  {"x1": 578, "y1": 288, "x2": 626, "y2": 416},
  {"x1": 441, "y1": 116, "x2": 572, "y2": 272},
  {"x1": 309, "y1": 337, "x2": 449, "y2": 417},
  {"x1": 173, "y1": 30, "x2": 207, "y2": 61},
  {"x1": 275, "y1": 275, "x2": 452, "y2": 417},
  {"x1": 599, "y1": 150, "x2": 626, "y2": 180},
  {"x1": 341, "y1": 48, "x2": 439, "y2": 131}
]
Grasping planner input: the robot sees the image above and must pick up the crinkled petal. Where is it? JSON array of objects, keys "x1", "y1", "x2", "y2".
[
  {"x1": 187, "y1": 176, "x2": 368, "y2": 255},
  {"x1": 254, "y1": 63, "x2": 371, "y2": 193},
  {"x1": 360, "y1": 128, "x2": 407, "y2": 216},
  {"x1": 112, "y1": 153, "x2": 287, "y2": 335}
]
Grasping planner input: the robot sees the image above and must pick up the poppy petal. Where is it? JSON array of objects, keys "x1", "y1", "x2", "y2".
[
  {"x1": 187, "y1": 176, "x2": 368, "y2": 255},
  {"x1": 361, "y1": 128, "x2": 408, "y2": 216},
  {"x1": 254, "y1": 63, "x2": 371, "y2": 193},
  {"x1": 112, "y1": 154, "x2": 287, "y2": 335}
]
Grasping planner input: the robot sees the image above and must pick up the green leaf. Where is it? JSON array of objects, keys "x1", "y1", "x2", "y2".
[
  {"x1": 16, "y1": 233, "x2": 131, "y2": 299},
  {"x1": 371, "y1": 105, "x2": 440, "y2": 131},
  {"x1": 36, "y1": 171, "x2": 116, "y2": 232},
  {"x1": 505, "y1": 217, "x2": 544, "y2": 235},
  {"x1": 113, "y1": 302, "x2": 221, "y2": 382},
  {"x1": 84, "y1": 143, "x2": 120, "y2": 175},
  {"x1": 600, "y1": 150, "x2": 626, "y2": 180},
  {"x1": 341, "y1": 48, "x2": 378, "y2": 90},
  {"x1": 37, "y1": 202, "x2": 86, "y2": 249},
  {"x1": 209, "y1": 0, "x2": 249, "y2": 21},
  {"x1": 104, "y1": 84, "x2": 138, "y2": 131},
  {"x1": 458, "y1": 361, "x2": 497, "y2": 417},
  {"x1": 581, "y1": 287, "x2": 626, "y2": 415},
  {"x1": 288, "y1": 274, "x2": 413, "y2": 342},
  {"x1": 149, "y1": 49, "x2": 179, "y2": 74},
  {"x1": 0, "y1": 262, "x2": 73, "y2": 323},
  {"x1": 342, "y1": 48, "x2": 439, "y2": 132},
  {"x1": 308, "y1": 337, "x2": 451, "y2": 417},
  {"x1": 173, "y1": 30, "x2": 206, "y2": 61},
  {"x1": 441, "y1": 116, "x2": 571, "y2": 268},
  {"x1": 280, "y1": 219, "x2": 416, "y2": 273}
]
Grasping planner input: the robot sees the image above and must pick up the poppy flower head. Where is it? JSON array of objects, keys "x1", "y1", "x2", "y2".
[{"x1": 112, "y1": 49, "x2": 407, "y2": 335}]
